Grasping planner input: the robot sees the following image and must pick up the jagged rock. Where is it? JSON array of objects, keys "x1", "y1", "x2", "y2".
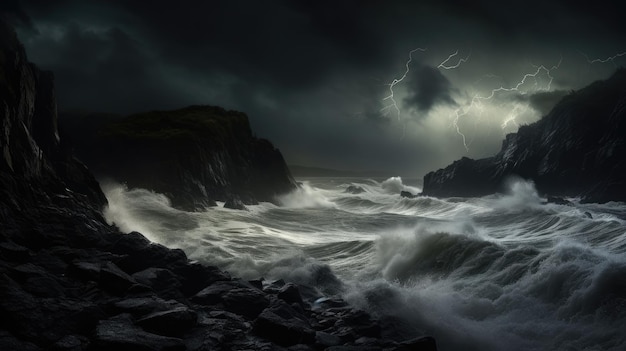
[
  {"x1": 400, "y1": 191, "x2": 416, "y2": 199},
  {"x1": 192, "y1": 281, "x2": 245, "y2": 305},
  {"x1": 95, "y1": 314, "x2": 185, "y2": 351},
  {"x1": 0, "y1": 19, "x2": 439, "y2": 351},
  {"x1": 69, "y1": 261, "x2": 101, "y2": 281},
  {"x1": 422, "y1": 70, "x2": 626, "y2": 203},
  {"x1": 105, "y1": 231, "x2": 188, "y2": 274},
  {"x1": 0, "y1": 330, "x2": 42, "y2": 351},
  {"x1": 111, "y1": 297, "x2": 185, "y2": 317},
  {"x1": 136, "y1": 306, "x2": 198, "y2": 337},
  {"x1": 99, "y1": 261, "x2": 137, "y2": 294},
  {"x1": 222, "y1": 287, "x2": 271, "y2": 319},
  {"x1": 0, "y1": 241, "x2": 32, "y2": 262},
  {"x1": 315, "y1": 331, "x2": 342, "y2": 347},
  {"x1": 545, "y1": 195, "x2": 572, "y2": 205},
  {"x1": 253, "y1": 300, "x2": 316, "y2": 346},
  {"x1": 52, "y1": 334, "x2": 88, "y2": 351},
  {"x1": 132, "y1": 267, "x2": 182, "y2": 298},
  {"x1": 61, "y1": 106, "x2": 298, "y2": 211},
  {"x1": 345, "y1": 185, "x2": 365, "y2": 194},
  {"x1": 278, "y1": 282, "x2": 305, "y2": 306},
  {"x1": 172, "y1": 262, "x2": 231, "y2": 296},
  {"x1": 224, "y1": 196, "x2": 248, "y2": 210}
]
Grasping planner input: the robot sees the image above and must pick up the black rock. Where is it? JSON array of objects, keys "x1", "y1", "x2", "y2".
[
  {"x1": 546, "y1": 195, "x2": 572, "y2": 205},
  {"x1": 224, "y1": 196, "x2": 247, "y2": 210},
  {"x1": 132, "y1": 268, "x2": 182, "y2": 298},
  {"x1": 222, "y1": 287, "x2": 271, "y2": 319},
  {"x1": 253, "y1": 301, "x2": 316, "y2": 346},
  {"x1": 99, "y1": 261, "x2": 137, "y2": 294},
  {"x1": 112, "y1": 297, "x2": 185, "y2": 317},
  {"x1": 0, "y1": 242, "x2": 32, "y2": 262},
  {"x1": 95, "y1": 314, "x2": 185, "y2": 351},
  {"x1": 192, "y1": 281, "x2": 246, "y2": 305},
  {"x1": 277, "y1": 283, "x2": 305, "y2": 306},
  {"x1": 345, "y1": 185, "x2": 366, "y2": 194},
  {"x1": 422, "y1": 69, "x2": 626, "y2": 203},
  {"x1": 60, "y1": 106, "x2": 298, "y2": 211},
  {"x1": 400, "y1": 191, "x2": 416, "y2": 199},
  {"x1": 136, "y1": 307, "x2": 198, "y2": 337},
  {"x1": 315, "y1": 331, "x2": 342, "y2": 347}
]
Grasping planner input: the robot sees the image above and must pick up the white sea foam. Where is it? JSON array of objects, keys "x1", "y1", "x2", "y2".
[{"x1": 101, "y1": 176, "x2": 626, "y2": 351}]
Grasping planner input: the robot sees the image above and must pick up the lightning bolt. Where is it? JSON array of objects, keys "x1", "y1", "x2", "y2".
[
  {"x1": 451, "y1": 56, "x2": 562, "y2": 151},
  {"x1": 382, "y1": 48, "x2": 471, "y2": 139},
  {"x1": 435, "y1": 49, "x2": 473, "y2": 150},
  {"x1": 382, "y1": 48, "x2": 427, "y2": 121},
  {"x1": 579, "y1": 50, "x2": 626, "y2": 66},
  {"x1": 437, "y1": 50, "x2": 472, "y2": 70},
  {"x1": 381, "y1": 48, "x2": 427, "y2": 139}
]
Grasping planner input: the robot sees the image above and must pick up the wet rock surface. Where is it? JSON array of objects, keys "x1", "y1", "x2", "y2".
[{"x1": 0, "y1": 18, "x2": 437, "y2": 351}]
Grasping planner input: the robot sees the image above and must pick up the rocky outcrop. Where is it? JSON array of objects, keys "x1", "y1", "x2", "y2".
[
  {"x1": 422, "y1": 69, "x2": 626, "y2": 203},
  {"x1": 0, "y1": 19, "x2": 436, "y2": 350},
  {"x1": 61, "y1": 106, "x2": 297, "y2": 211},
  {"x1": 0, "y1": 19, "x2": 107, "y2": 228}
]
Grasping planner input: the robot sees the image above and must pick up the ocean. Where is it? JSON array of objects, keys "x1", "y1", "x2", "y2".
[{"x1": 102, "y1": 177, "x2": 626, "y2": 351}]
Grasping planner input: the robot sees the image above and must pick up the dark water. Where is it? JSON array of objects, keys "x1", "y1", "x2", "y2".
[{"x1": 103, "y1": 177, "x2": 626, "y2": 351}]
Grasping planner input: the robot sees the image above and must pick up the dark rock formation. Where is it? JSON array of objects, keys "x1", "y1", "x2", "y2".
[
  {"x1": 224, "y1": 195, "x2": 247, "y2": 210},
  {"x1": 422, "y1": 69, "x2": 626, "y2": 203},
  {"x1": 400, "y1": 191, "x2": 417, "y2": 199},
  {"x1": 345, "y1": 185, "x2": 365, "y2": 194},
  {"x1": 60, "y1": 106, "x2": 297, "y2": 211},
  {"x1": 0, "y1": 19, "x2": 436, "y2": 351}
]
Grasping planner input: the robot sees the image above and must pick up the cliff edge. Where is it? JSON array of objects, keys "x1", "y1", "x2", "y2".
[
  {"x1": 422, "y1": 69, "x2": 626, "y2": 203},
  {"x1": 61, "y1": 106, "x2": 297, "y2": 210}
]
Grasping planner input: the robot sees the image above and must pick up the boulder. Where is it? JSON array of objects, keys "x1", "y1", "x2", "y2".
[
  {"x1": 224, "y1": 196, "x2": 247, "y2": 210},
  {"x1": 277, "y1": 283, "x2": 305, "y2": 306},
  {"x1": 400, "y1": 191, "x2": 416, "y2": 199},
  {"x1": 253, "y1": 301, "x2": 315, "y2": 346},
  {"x1": 345, "y1": 185, "x2": 365, "y2": 194},
  {"x1": 136, "y1": 307, "x2": 198, "y2": 337},
  {"x1": 99, "y1": 261, "x2": 137, "y2": 294},
  {"x1": 95, "y1": 314, "x2": 185, "y2": 351},
  {"x1": 112, "y1": 297, "x2": 185, "y2": 317},
  {"x1": 222, "y1": 288, "x2": 270, "y2": 319},
  {"x1": 132, "y1": 268, "x2": 182, "y2": 298}
]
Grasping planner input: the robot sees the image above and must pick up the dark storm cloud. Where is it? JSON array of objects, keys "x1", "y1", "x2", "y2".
[
  {"x1": 0, "y1": 0, "x2": 33, "y2": 28},
  {"x1": 9, "y1": 0, "x2": 626, "y2": 176},
  {"x1": 517, "y1": 90, "x2": 570, "y2": 116},
  {"x1": 403, "y1": 65, "x2": 456, "y2": 113}
]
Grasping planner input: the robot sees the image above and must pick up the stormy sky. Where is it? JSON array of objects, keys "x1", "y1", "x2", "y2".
[{"x1": 4, "y1": 0, "x2": 625, "y2": 177}]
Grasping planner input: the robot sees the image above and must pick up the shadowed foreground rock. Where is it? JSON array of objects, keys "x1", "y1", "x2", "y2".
[{"x1": 0, "y1": 18, "x2": 436, "y2": 351}]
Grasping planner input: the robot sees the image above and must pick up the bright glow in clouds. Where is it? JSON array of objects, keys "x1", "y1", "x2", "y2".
[{"x1": 382, "y1": 49, "x2": 565, "y2": 151}]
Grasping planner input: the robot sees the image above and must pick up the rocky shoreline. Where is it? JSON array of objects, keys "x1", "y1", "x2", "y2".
[
  {"x1": 1, "y1": 206, "x2": 436, "y2": 351},
  {"x1": 0, "y1": 18, "x2": 436, "y2": 351}
]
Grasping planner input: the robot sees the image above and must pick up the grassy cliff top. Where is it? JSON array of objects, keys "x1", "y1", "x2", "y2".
[{"x1": 103, "y1": 105, "x2": 253, "y2": 141}]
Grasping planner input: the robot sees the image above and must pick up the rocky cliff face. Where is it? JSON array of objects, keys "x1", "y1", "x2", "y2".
[
  {"x1": 422, "y1": 69, "x2": 626, "y2": 203},
  {"x1": 0, "y1": 19, "x2": 106, "y2": 230},
  {"x1": 61, "y1": 106, "x2": 297, "y2": 210},
  {"x1": 1, "y1": 20, "x2": 436, "y2": 350}
]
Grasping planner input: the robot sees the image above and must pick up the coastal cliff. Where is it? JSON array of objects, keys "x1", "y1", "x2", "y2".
[
  {"x1": 61, "y1": 106, "x2": 297, "y2": 210},
  {"x1": 0, "y1": 19, "x2": 435, "y2": 350},
  {"x1": 422, "y1": 69, "x2": 626, "y2": 203}
]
